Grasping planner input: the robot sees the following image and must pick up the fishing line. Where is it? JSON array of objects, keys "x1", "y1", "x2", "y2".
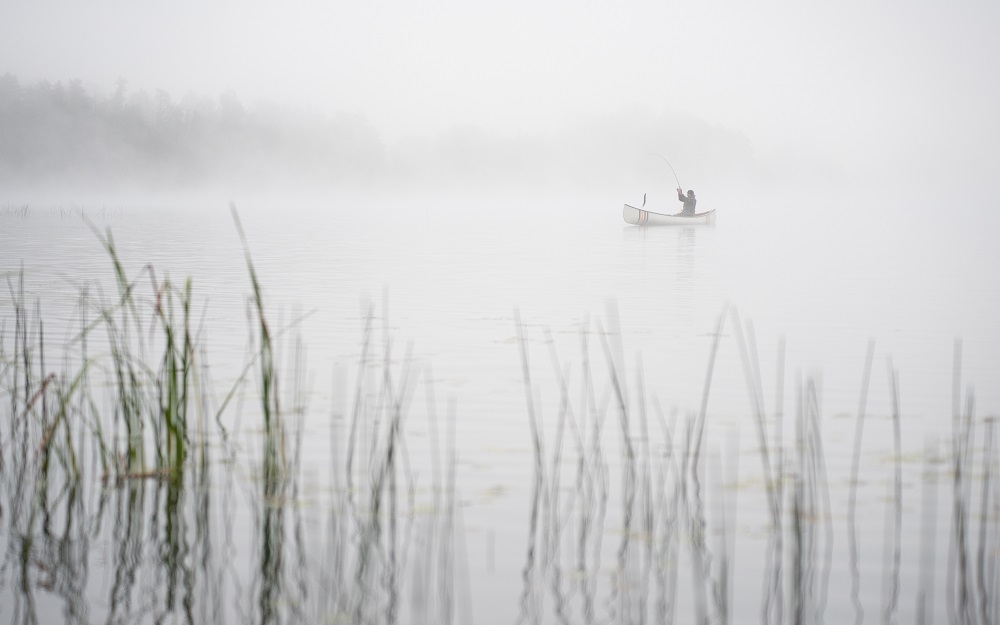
[{"x1": 647, "y1": 153, "x2": 682, "y2": 190}]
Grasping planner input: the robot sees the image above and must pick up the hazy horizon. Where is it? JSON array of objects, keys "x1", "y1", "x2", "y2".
[
  {"x1": 3, "y1": 0, "x2": 999, "y2": 202},
  {"x1": 3, "y1": 4, "x2": 1000, "y2": 623}
]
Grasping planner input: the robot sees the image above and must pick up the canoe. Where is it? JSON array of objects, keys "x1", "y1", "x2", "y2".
[{"x1": 623, "y1": 203, "x2": 716, "y2": 226}]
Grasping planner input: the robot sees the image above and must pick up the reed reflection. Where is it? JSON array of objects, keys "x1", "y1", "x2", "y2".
[
  {"x1": 2, "y1": 227, "x2": 1000, "y2": 625},
  {"x1": 510, "y1": 308, "x2": 999, "y2": 625}
]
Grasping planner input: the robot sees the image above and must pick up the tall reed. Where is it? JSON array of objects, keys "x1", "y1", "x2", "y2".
[{"x1": 4, "y1": 218, "x2": 1000, "y2": 625}]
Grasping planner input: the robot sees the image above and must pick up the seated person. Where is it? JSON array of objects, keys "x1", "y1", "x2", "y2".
[{"x1": 677, "y1": 188, "x2": 697, "y2": 215}]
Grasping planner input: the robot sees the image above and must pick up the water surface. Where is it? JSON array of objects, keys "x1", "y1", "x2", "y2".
[{"x1": 2, "y1": 191, "x2": 998, "y2": 624}]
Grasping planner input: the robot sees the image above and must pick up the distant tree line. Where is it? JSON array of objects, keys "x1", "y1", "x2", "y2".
[
  {"x1": 0, "y1": 74, "x2": 388, "y2": 190},
  {"x1": 0, "y1": 73, "x2": 760, "y2": 193}
]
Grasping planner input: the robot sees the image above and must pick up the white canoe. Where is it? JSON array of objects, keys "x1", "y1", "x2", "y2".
[{"x1": 623, "y1": 203, "x2": 716, "y2": 226}]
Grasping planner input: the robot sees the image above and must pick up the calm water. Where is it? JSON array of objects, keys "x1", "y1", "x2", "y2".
[{"x1": 2, "y1": 189, "x2": 999, "y2": 623}]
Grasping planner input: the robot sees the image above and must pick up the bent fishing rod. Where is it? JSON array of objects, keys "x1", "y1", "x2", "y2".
[{"x1": 648, "y1": 153, "x2": 683, "y2": 190}]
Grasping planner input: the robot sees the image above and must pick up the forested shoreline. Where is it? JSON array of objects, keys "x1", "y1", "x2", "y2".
[
  {"x1": 0, "y1": 73, "x2": 758, "y2": 193},
  {"x1": 0, "y1": 74, "x2": 391, "y2": 189}
]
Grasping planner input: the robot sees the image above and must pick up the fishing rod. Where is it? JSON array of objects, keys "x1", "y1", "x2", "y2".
[{"x1": 647, "y1": 153, "x2": 683, "y2": 190}]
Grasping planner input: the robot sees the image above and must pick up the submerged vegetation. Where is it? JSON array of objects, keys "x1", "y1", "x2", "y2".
[{"x1": 1, "y1": 217, "x2": 998, "y2": 624}]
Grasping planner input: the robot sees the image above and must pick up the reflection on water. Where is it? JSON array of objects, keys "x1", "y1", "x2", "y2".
[
  {"x1": 621, "y1": 225, "x2": 702, "y2": 287},
  {"x1": 2, "y1": 203, "x2": 999, "y2": 624},
  {"x1": 508, "y1": 314, "x2": 998, "y2": 625},
  {"x1": 0, "y1": 237, "x2": 460, "y2": 625}
]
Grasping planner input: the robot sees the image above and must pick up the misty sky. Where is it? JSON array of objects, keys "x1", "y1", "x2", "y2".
[{"x1": 3, "y1": 0, "x2": 999, "y2": 188}]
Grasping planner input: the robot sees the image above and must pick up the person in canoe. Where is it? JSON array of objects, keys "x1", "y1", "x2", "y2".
[{"x1": 677, "y1": 188, "x2": 697, "y2": 216}]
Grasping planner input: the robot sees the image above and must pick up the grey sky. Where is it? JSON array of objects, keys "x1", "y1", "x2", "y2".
[{"x1": 2, "y1": 0, "x2": 998, "y2": 186}]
